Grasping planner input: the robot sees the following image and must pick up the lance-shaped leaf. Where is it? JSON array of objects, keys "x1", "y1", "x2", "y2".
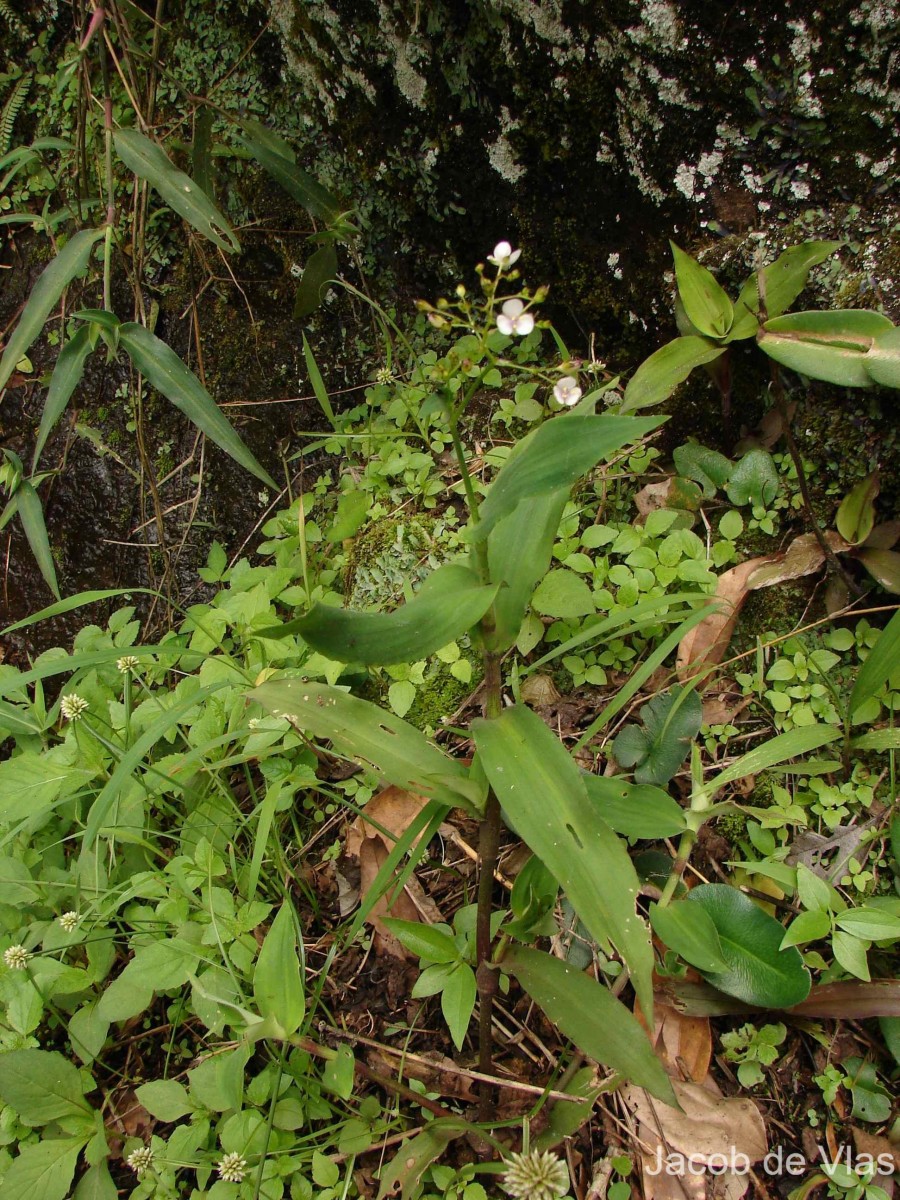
[
  {"x1": 250, "y1": 679, "x2": 480, "y2": 810},
  {"x1": 582, "y1": 775, "x2": 688, "y2": 839},
  {"x1": 294, "y1": 243, "x2": 338, "y2": 318},
  {"x1": 850, "y1": 607, "x2": 900, "y2": 719},
  {"x1": 472, "y1": 414, "x2": 658, "y2": 541},
  {"x1": 15, "y1": 478, "x2": 60, "y2": 599},
  {"x1": 114, "y1": 128, "x2": 239, "y2": 253},
  {"x1": 32, "y1": 323, "x2": 96, "y2": 470},
  {"x1": 483, "y1": 488, "x2": 568, "y2": 651},
  {"x1": 696, "y1": 725, "x2": 841, "y2": 804},
  {"x1": 758, "y1": 310, "x2": 894, "y2": 388},
  {"x1": 259, "y1": 563, "x2": 498, "y2": 665},
  {"x1": 119, "y1": 323, "x2": 275, "y2": 487},
  {"x1": 0, "y1": 226, "x2": 104, "y2": 391},
  {"x1": 239, "y1": 118, "x2": 342, "y2": 225},
  {"x1": 502, "y1": 946, "x2": 675, "y2": 1103},
  {"x1": 473, "y1": 704, "x2": 654, "y2": 1017},
  {"x1": 835, "y1": 472, "x2": 879, "y2": 545},
  {"x1": 253, "y1": 901, "x2": 304, "y2": 1037},
  {"x1": 865, "y1": 326, "x2": 900, "y2": 389},
  {"x1": 729, "y1": 240, "x2": 842, "y2": 340},
  {"x1": 622, "y1": 336, "x2": 724, "y2": 412},
  {"x1": 859, "y1": 549, "x2": 900, "y2": 593},
  {"x1": 671, "y1": 242, "x2": 733, "y2": 338}
]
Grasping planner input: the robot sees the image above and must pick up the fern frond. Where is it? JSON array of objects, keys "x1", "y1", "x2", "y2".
[
  {"x1": 0, "y1": 76, "x2": 30, "y2": 157},
  {"x1": 0, "y1": 0, "x2": 27, "y2": 38}
]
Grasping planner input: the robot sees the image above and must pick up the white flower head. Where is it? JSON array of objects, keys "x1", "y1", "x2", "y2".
[
  {"x1": 488, "y1": 240, "x2": 522, "y2": 270},
  {"x1": 60, "y1": 693, "x2": 89, "y2": 722},
  {"x1": 217, "y1": 1152, "x2": 248, "y2": 1183},
  {"x1": 58, "y1": 911, "x2": 80, "y2": 933},
  {"x1": 503, "y1": 1149, "x2": 569, "y2": 1200},
  {"x1": 553, "y1": 376, "x2": 582, "y2": 407},
  {"x1": 496, "y1": 298, "x2": 535, "y2": 337},
  {"x1": 126, "y1": 1146, "x2": 155, "y2": 1177},
  {"x1": 116, "y1": 655, "x2": 140, "y2": 674},
  {"x1": 3, "y1": 945, "x2": 31, "y2": 970}
]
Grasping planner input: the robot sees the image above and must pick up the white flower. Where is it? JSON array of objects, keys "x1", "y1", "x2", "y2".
[
  {"x1": 553, "y1": 376, "x2": 582, "y2": 407},
  {"x1": 217, "y1": 1152, "x2": 248, "y2": 1183},
  {"x1": 3, "y1": 945, "x2": 31, "y2": 970},
  {"x1": 488, "y1": 240, "x2": 522, "y2": 269},
  {"x1": 126, "y1": 1146, "x2": 155, "y2": 1176},
  {"x1": 116, "y1": 655, "x2": 139, "y2": 673},
  {"x1": 496, "y1": 298, "x2": 535, "y2": 337},
  {"x1": 60, "y1": 693, "x2": 89, "y2": 722},
  {"x1": 503, "y1": 1149, "x2": 569, "y2": 1200},
  {"x1": 58, "y1": 911, "x2": 80, "y2": 933}
]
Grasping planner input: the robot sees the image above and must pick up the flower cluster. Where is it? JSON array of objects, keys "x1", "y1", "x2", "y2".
[
  {"x1": 126, "y1": 1146, "x2": 155, "y2": 1177},
  {"x1": 60, "y1": 693, "x2": 89, "y2": 722},
  {"x1": 3, "y1": 945, "x2": 31, "y2": 970},
  {"x1": 116, "y1": 655, "x2": 140, "y2": 673},
  {"x1": 217, "y1": 1152, "x2": 248, "y2": 1182},
  {"x1": 58, "y1": 911, "x2": 80, "y2": 933},
  {"x1": 502, "y1": 1150, "x2": 570, "y2": 1200}
]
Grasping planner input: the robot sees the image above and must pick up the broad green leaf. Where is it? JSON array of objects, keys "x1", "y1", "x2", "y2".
[
  {"x1": 686, "y1": 884, "x2": 811, "y2": 1007},
  {"x1": 672, "y1": 442, "x2": 732, "y2": 497},
  {"x1": 796, "y1": 863, "x2": 834, "y2": 913},
  {"x1": 670, "y1": 243, "x2": 733, "y2": 338},
  {"x1": 302, "y1": 333, "x2": 337, "y2": 429},
  {"x1": 502, "y1": 946, "x2": 675, "y2": 1103},
  {"x1": 865, "y1": 325, "x2": 900, "y2": 389},
  {"x1": 531, "y1": 567, "x2": 595, "y2": 618},
  {"x1": 113, "y1": 128, "x2": 239, "y2": 253},
  {"x1": 381, "y1": 919, "x2": 459, "y2": 963},
  {"x1": 836, "y1": 472, "x2": 879, "y2": 545},
  {"x1": 73, "y1": 1162, "x2": 118, "y2": 1200},
  {"x1": 375, "y1": 1122, "x2": 463, "y2": 1200},
  {"x1": 14, "y1": 478, "x2": 60, "y2": 598},
  {"x1": 260, "y1": 563, "x2": 498, "y2": 665},
  {"x1": 621, "y1": 336, "x2": 724, "y2": 412},
  {"x1": 858, "y1": 548, "x2": 900, "y2": 593},
  {"x1": 835, "y1": 908, "x2": 900, "y2": 941},
  {"x1": 0, "y1": 1137, "x2": 85, "y2": 1200},
  {"x1": 473, "y1": 705, "x2": 654, "y2": 1016},
  {"x1": 135, "y1": 1079, "x2": 194, "y2": 1121},
  {"x1": 484, "y1": 488, "x2": 568, "y2": 651},
  {"x1": 700, "y1": 725, "x2": 841, "y2": 801},
  {"x1": 441, "y1": 964, "x2": 477, "y2": 1050},
  {"x1": 649, "y1": 899, "x2": 728, "y2": 972},
  {"x1": 582, "y1": 775, "x2": 687, "y2": 839},
  {"x1": 326, "y1": 489, "x2": 369, "y2": 542},
  {"x1": 850, "y1": 607, "x2": 900, "y2": 718},
  {"x1": 612, "y1": 686, "x2": 702, "y2": 786},
  {"x1": 294, "y1": 244, "x2": 338, "y2": 318},
  {"x1": 0, "y1": 1049, "x2": 90, "y2": 1123},
  {"x1": 758, "y1": 310, "x2": 894, "y2": 388},
  {"x1": 250, "y1": 680, "x2": 478, "y2": 809},
  {"x1": 879, "y1": 1016, "x2": 900, "y2": 1065},
  {"x1": 729, "y1": 240, "x2": 842, "y2": 340},
  {"x1": 832, "y1": 931, "x2": 870, "y2": 981},
  {"x1": 472, "y1": 414, "x2": 659, "y2": 540},
  {"x1": 0, "y1": 227, "x2": 104, "y2": 391},
  {"x1": 96, "y1": 938, "x2": 199, "y2": 1021},
  {"x1": 780, "y1": 908, "x2": 831, "y2": 948},
  {"x1": 72, "y1": 308, "x2": 121, "y2": 331},
  {"x1": 253, "y1": 901, "x2": 305, "y2": 1036},
  {"x1": 32, "y1": 323, "x2": 95, "y2": 469},
  {"x1": 239, "y1": 119, "x2": 342, "y2": 225},
  {"x1": 321, "y1": 1043, "x2": 355, "y2": 1099},
  {"x1": 68, "y1": 1003, "x2": 110, "y2": 1065},
  {"x1": 119, "y1": 322, "x2": 275, "y2": 487},
  {"x1": 725, "y1": 448, "x2": 779, "y2": 508}
]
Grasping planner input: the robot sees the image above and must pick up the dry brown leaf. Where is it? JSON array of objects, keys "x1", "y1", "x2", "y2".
[
  {"x1": 853, "y1": 1128, "x2": 900, "y2": 1173},
  {"x1": 346, "y1": 786, "x2": 446, "y2": 959},
  {"x1": 636, "y1": 997, "x2": 712, "y2": 1083},
  {"x1": 746, "y1": 531, "x2": 851, "y2": 591},
  {"x1": 677, "y1": 559, "x2": 765, "y2": 676},
  {"x1": 701, "y1": 693, "x2": 751, "y2": 728},
  {"x1": 520, "y1": 673, "x2": 560, "y2": 706}
]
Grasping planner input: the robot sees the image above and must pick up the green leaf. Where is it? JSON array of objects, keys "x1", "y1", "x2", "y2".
[
  {"x1": 502, "y1": 946, "x2": 676, "y2": 1103},
  {"x1": 836, "y1": 472, "x2": 879, "y2": 545},
  {"x1": 621, "y1": 336, "x2": 724, "y2": 412},
  {"x1": 380, "y1": 919, "x2": 459, "y2": 964},
  {"x1": 672, "y1": 442, "x2": 733, "y2": 497},
  {"x1": 649, "y1": 899, "x2": 728, "y2": 972},
  {"x1": 865, "y1": 325, "x2": 900, "y2": 389},
  {"x1": 473, "y1": 705, "x2": 654, "y2": 1016},
  {"x1": 262, "y1": 563, "x2": 498, "y2": 665},
  {"x1": 118, "y1": 323, "x2": 275, "y2": 487},
  {"x1": 729, "y1": 241, "x2": 842, "y2": 340},
  {"x1": 113, "y1": 128, "x2": 239, "y2": 253},
  {"x1": 15, "y1": 478, "x2": 60, "y2": 598},
  {"x1": 758, "y1": 310, "x2": 893, "y2": 388},
  {"x1": 858, "y1": 548, "x2": 900, "y2": 593},
  {"x1": 0, "y1": 1049, "x2": 90, "y2": 1123},
  {"x1": 472, "y1": 414, "x2": 659, "y2": 541},
  {"x1": 250, "y1": 680, "x2": 478, "y2": 809},
  {"x1": 32, "y1": 324, "x2": 95, "y2": 470},
  {"x1": 613, "y1": 686, "x2": 702, "y2": 786},
  {"x1": 531, "y1": 567, "x2": 595, "y2": 618},
  {"x1": 832, "y1": 931, "x2": 870, "y2": 981},
  {"x1": 375, "y1": 1123, "x2": 463, "y2": 1200},
  {"x1": 796, "y1": 863, "x2": 834, "y2": 913},
  {"x1": 879, "y1": 1016, "x2": 900, "y2": 1065},
  {"x1": 780, "y1": 909, "x2": 832, "y2": 948},
  {"x1": 700, "y1": 725, "x2": 841, "y2": 801},
  {"x1": 326, "y1": 489, "x2": 369, "y2": 542},
  {"x1": 835, "y1": 908, "x2": 900, "y2": 941},
  {"x1": 135, "y1": 1079, "x2": 194, "y2": 1121},
  {"x1": 253, "y1": 901, "x2": 305, "y2": 1036},
  {"x1": 294, "y1": 244, "x2": 338, "y2": 318},
  {"x1": 850, "y1": 607, "x2": 900, "y2": 718},
  {"x1": 582, "y1": 775, "x2": 687, "y2": 839},
  {"x1": 686, "y1": 884, "x2": 811, "y2": 1007},
  {"x1": 239, "y1": 119, "x2": 343, "y2": 225},
  {"x1": 484, "y1": 489, "x2": 568, "y2": 652},
  {"x1": 0, "y1": 1137, "x2": 85, "y2": 1200},
  {"x1": 670, "y1": 243, "x2": 733, "y2": 338},
  {"x1": 725, "y1": 449, "x2": 779, "y2": 508},
  {"x1": 321, "y1": 1043, "x2": 355, "y2": 1100},
  {"x1": 0, "y1": 227, "x2": 104, "y2": 392},
  {"x1": 73, "y1": 1162, "x2": 118, "y2": 1200},
  {"x1": 441, "y1": 964, "x2": 477, "y2": 1050},
  {"x1": 302, "y1": 333, "x2": 337, "y2": 429}
]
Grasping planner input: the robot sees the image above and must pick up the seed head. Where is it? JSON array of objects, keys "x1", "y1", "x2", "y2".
[
  {"x1": 217, "y1": 1152, "x2": 248, "y2": 1183},
  {"x1": 126, "y1": 1146, "x2": 155, "y2": 1176},
  {"x1": 502, "y1": 1149, "x2": 570, "y2": 1200},
  {"x1": 60, "y1": 693, "x2": 89, "y2": 722},
  {"x1": 3, "y1": 945, "x2": 31, "y2": 970}
]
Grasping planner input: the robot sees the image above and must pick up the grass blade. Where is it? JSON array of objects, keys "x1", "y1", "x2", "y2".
[
  {"x1": 32, "y1": 324, "x2": 95, "y2": 470},
  {"x1": 15, "y1": 479, "x2": 60, "y2": 599}
]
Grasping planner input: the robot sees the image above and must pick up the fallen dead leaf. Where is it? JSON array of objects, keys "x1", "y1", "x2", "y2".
[
  {"x1": 520, "y1": 673, "x2": 560, "y2": 706},
  {"x1": 345, "y1": 786, "x2": 446, "y2": 959},
  {"x1": 677, "y1": 559, "x2": 764, "y2": 677},
  {"x1": 635, "y1": 997, "x2": 712, "y2": 1084},
  {"x1": 701, "y1": 692, "x2": 751, "y2": 728},
  {"x1": 744, "y1": 531, "x2": 850, "y2": 590},
  {"x1": 853, "y1": 1128, "x2": 900, "y2": 1173}
]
